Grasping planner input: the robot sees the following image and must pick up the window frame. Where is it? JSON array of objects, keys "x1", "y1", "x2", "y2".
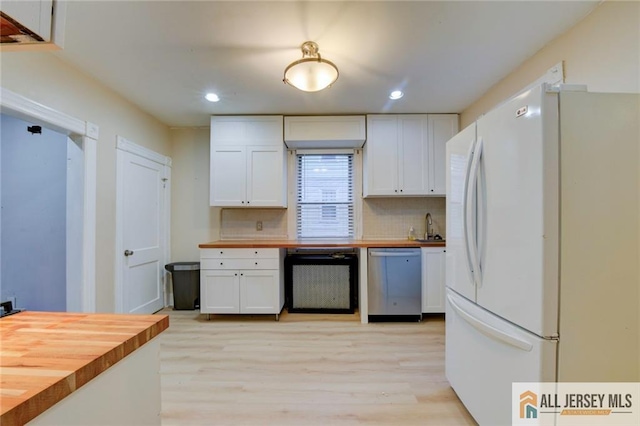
[{"x1": 287, "y1": 148, "x2": 362, "y2": 240}]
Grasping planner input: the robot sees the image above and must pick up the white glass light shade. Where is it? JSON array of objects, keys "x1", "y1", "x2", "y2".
[
  {"x1": 284, "y1": 58, "x2": 339, "y2": 92},
  {"x1": 283, "y1": 42, "x2": 339, "y2": 92}
]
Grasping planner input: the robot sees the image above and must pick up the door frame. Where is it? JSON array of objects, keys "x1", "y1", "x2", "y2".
[
  {"x1": 114, "y1": 135, "x2": 171, "y2": 313},
  {"x1": 0, "y1": 87, "x2": 98, "y2": 312}
]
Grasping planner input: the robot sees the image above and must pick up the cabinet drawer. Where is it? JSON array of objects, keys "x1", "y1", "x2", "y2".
[
  {"x1": 200, "y1": 248, "x2": 279, "y2": 259},
  {"x1": 201, "y1": 258, "x2": 280, "y2": 270}
]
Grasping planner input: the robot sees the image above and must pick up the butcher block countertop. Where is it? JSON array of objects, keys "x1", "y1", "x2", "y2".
[
  {"x1": 199, "y1": 239, "x2": 446, "y2": 249},
  {"x1": 0, "y1": 311, "x2": 169, "y2": 425}
]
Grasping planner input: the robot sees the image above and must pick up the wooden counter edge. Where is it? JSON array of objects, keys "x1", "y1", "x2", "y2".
[
  {"x1": 0, "y1": 314, "x2": 169, "y2": 425},
  {"x1": 198, "y1": 240, "x2": 446, "y2": 249}
]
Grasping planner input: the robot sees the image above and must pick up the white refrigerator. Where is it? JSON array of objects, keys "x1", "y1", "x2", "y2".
[{"x1": 445, "y1": 84, "x2": 639, "y2": 425}]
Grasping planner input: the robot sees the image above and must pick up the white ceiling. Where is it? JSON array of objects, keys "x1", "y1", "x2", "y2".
[{"x1": 55, "y1": 1, "x2": 601, "y2": 127}]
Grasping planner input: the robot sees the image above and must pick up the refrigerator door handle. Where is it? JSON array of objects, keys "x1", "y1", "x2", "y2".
[
  {"x1": 466, "y1": 137, "x2": 484, "y2": 287},
  {"x1": 462, "y1": 138, "x2": 477, "y2": 286},
  {"x1": 447, "y1": 294, "x2": 533, "y2": 352}
]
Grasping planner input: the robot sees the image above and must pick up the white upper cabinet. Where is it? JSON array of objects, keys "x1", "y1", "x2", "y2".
[
  {"x1": 1, "y1": 0, "x2": 53, "y2": 41},
  {"x1": 364, "y1": 114, "x2": 458, "y2": 197},
  {"x1": 246, "y1": 146, "x2": 285, "y2": 206},
  {"x1": 364, "y1": 115, "x2": 399, "y2": 195},
  {"x1": 364, "y1": 115, "x2": 428, "y2": 196},
  {"x1": 398, "y1": 116, "x2": 430, "y2": 195},
  {"x1": 211, "y1": 116, "x2": 283, "y2": 146},
  {"x1": 210, "y1": 146, "x2": 247, "y2": 206},
  {"x1": 0, "y1": 0, "x2": 67, "y2": 48},
  {"x1": 428, "y1": 114, "x2": 459, "y2": 195},
  {"x1": 284, "y1": 116, "x2": 366, "y2": 149},
  {"x1": 209, "y1": 116, "x2": 286, "y2": 207}
]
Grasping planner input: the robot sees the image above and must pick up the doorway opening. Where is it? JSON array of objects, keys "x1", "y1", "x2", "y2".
[{"x1": 0, "y1": 88, "x2": 97, "y2": 312}]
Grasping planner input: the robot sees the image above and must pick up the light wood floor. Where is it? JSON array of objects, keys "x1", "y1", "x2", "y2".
[{"x1": 159, "y1": 309, "x2": 476, "y2": 426}]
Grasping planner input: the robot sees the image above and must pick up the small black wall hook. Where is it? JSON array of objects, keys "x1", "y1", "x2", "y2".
[{"x1": 27, "y1": 125, "x2": 42, "y2": 134}]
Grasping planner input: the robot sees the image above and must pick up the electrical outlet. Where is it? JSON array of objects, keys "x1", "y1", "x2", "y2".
[{"x1": 256, "y1": 221, "x2": 263, "y2": 231}]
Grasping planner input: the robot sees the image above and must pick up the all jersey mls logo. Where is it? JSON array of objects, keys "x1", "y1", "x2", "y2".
[{"x1": 512, "y1": 382, "x2": 640, "y2": 426}]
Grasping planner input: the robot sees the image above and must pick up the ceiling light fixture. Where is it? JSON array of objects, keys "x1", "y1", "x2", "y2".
[
  {"x1": 205, "y1": 93, "x2": 220, "y2": 102},
  {"x1": 283, "y1": 41, "x2": 339, "y2": 92},
  {"x1": 389, "y1": 90, "x2": 404, "y2": 100}
]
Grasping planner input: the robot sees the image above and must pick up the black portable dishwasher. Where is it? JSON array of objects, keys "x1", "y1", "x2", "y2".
[{"x1": 284, "y1": 249, "x2": 358, "y2": 314}]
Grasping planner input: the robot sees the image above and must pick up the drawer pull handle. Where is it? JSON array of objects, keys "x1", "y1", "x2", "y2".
[
  {"x1": 220, "y1": 262, "x2": 223, "y2": 265},
  {"x1": 255, "y1": 262, "x2": 258, "y2": 265}
]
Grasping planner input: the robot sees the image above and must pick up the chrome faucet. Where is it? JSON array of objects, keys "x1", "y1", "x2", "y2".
[{"x1": 425, "y1": 213, "x2": 433, "y2": 240}]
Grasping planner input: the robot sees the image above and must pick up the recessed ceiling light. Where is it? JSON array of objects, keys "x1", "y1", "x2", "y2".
[
  {"x1": 205, "y1": 93, "x2": 220, "y2": 102},
  {"x1": 389, "y1": 90, "x2": 404, "y2": 100}
]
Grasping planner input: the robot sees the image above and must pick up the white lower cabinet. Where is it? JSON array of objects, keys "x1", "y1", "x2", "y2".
[
  {"x1": 201, "y1": 269, "x2": 241, "y2": 313},
  {"x1": 239, "y1": 270, "x2": 280, "y2": 314},
  {"x1": 422, "y1": 247, "x2": 446, "y2": 313},
  {"x1": 200, "y1": 248, "x2": 284, "y2": 317}
]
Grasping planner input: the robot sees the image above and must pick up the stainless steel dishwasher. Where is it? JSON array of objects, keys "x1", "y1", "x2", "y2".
[{"x1": 367, "y1": 248, "x2": 422, "y2": 319}]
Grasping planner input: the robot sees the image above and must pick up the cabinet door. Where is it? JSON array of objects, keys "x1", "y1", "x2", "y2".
[
  {"x1": 428, "y1": 114, "x2": 459, "y2": 195},
  {"x1": 210, "y1": 146, "x2": 247, "y2": 206},
  {"x1": 210, "y1": 116, "x2": 283, "y2": 146},
  {"x1": 398, "y1": 115, "x2": 429, "y2": 195},
  {"x1": 239, "y1": 270, "x2": 281, "y2": 314},
  {"x1": 246, "y1": 146, "x2": 286, "y2": 207},
  {"x1": 1, "y1": 0, "x2": 53, "y2": 41},
  {"x1": 201, "y1": 270, "x2": 240, "y2": 314},
  {"x1": 284, "y1": 116, "x2": 366, "y2": 148},
  {"x1": 364, "y1": 115, "x2": 399, "y2": 196},
  {"x1": 422, "y1": 248, "x2": 446, "y2": 313}
]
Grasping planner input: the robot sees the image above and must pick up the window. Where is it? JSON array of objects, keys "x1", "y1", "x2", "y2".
[{"x1": 296, "y1": 154, "x2": 354, "y2": 238}]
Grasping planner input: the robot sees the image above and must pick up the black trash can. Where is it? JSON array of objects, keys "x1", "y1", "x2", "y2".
[{"x1": 165, "y1": 262, "x2": 200, "y2": 310}]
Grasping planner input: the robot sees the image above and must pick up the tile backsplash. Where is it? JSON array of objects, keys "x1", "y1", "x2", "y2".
[
  {"x1": 220, "y1": 208, "x2": 288, "y2": 240},
  {"x1": 220, "y1": 197, "x2": 446, "y2": 240},
  {"x1": 362, "y1": 197, "x2": 446, "y2": 240}
]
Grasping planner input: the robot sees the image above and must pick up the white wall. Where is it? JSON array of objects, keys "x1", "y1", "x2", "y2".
[
  {"x1": 461, "y1": 0, "x2": 640, "y2": 127},
  {"x1": 1, "y1": 114, "x2": 67, "y2": 311},
  {"x1": 169, "y1": 128, "x2": 219, "y2": 262},
  {"x1": 0, "y1": 52, "x2": 171, "y2": 312},
  {"x1": 459, "y1": 0, "x2": 640, "y2": 379}
]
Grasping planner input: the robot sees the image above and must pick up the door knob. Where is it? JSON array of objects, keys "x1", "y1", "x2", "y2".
[{"x1": 124, "y1": 250, "x2": 134, "y2": 256}]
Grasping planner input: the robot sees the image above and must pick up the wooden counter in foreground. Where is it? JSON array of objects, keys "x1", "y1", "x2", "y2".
[
  {"x1": 0, "y1": 311, "x2": 169, "y2": 425},
  {"x1": 199, "y1": 239, "x2": 446, "y2": 249}
]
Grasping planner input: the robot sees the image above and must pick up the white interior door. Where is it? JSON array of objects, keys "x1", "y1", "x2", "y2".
[{"x1": 116, "y1": 140, "x2": 169, "y2": 314}]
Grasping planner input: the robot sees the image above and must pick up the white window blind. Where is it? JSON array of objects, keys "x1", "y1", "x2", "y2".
[{"x1": 297, "y1": 154, "x2": 354, "y2": 239}]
